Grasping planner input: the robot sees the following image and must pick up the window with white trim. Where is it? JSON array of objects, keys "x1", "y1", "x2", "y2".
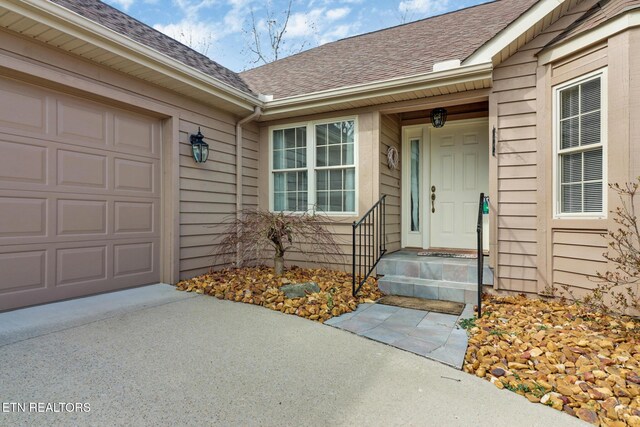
[
  {"x1": 271, "y1": 119, "x2": 356, "y2": 214},
  {"x1": 556, "y1": 72, "x2": 605, "y2": 215}
]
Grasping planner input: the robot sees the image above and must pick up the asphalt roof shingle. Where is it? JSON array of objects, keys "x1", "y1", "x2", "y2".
[
  {"x1": 548, "y1": 0, "x2": 640, "y2": 46},
  {"x1": 50, "y1": 0, "x2": 255, "y2": 95},
  {"x1": 240, "y1": 0, "x2": 539, "y2": 99}
]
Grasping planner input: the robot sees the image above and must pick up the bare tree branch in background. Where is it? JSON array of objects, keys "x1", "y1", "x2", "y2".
[
  {"x1": 163, "y1": 26, "x2": 214, "y2": 56},
  {"x1": 243, "y1": 0, "x2": 315, "y2": 66}
]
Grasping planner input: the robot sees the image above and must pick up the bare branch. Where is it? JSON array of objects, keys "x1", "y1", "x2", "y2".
[{"x1": 213, "y1": 209, "x2": 345, "y2": 275}]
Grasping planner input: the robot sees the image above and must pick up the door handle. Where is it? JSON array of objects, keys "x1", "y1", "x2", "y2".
[{"x1": 431, "y1": 185, "x2": 436, "y2": 213}]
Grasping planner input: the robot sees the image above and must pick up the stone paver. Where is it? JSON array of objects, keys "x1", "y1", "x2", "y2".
[{"x1": 327, "y1": 302, "x2": 472, "y2": 368}]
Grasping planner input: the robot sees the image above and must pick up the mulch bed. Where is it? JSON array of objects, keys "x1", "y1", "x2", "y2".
[
  {"x1": 176, "y1": 266, "x2": 382, "y2": 323},
  {"x1": 463, "y1": 294, "x2": 640, "y2": 426}
]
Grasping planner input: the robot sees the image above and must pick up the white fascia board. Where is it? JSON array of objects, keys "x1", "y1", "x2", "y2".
[
  {"x1": 464, "y1": 0, "x2": 566, "y2": 65},
  {"x1": 538, "y1": 10, "x2": 640, "y2": 64},
  {"x1": 5, "y1": 0, "x2": 261, "y2": 111},
  {"x1": 261, "y1": 62, "x2": 493, "y2": 116}
]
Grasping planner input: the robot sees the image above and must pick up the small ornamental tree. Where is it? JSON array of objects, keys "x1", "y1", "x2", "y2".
[
  {"x1": 215, "y1": 209, "x2": 344, "y2": 275},
  {"x1": 591, "y1": 179, "x2": 640, "y2": 313}
]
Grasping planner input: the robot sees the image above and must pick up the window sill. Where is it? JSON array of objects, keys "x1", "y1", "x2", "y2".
[{"x1": 550, "y1": 216, "x2": 608, "y2": 230}]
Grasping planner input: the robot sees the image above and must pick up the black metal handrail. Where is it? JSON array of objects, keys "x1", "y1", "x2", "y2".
[
  {"x1": 352, "y1": 195, "x2": 387, "y2": 296},
  {"x1": 476, "y1": 193, "x2": 486, "y2": 318}
]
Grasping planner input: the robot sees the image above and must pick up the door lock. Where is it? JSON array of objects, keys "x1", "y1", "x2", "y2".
[{"x1": 431, "y1": 186, "x2": 436, "y2": 213}]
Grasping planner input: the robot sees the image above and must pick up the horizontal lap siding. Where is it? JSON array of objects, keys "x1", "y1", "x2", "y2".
[
  {"x1": 493, "y1": 2, "x2": 592, "y2": 294},
  {"x1": 552, "y1": 230, "x2": 607, "y2": 294},
  {"x1": 380, "y1": 114, "x2": 401, "y2": 253},
  {"x1": 179, "y1": 116, "x2": 260, "y2": 280}
]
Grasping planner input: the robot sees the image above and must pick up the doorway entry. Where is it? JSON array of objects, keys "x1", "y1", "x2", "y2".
[{"x1": 401, "y1": 118, "x2": 489, "y2": 250}]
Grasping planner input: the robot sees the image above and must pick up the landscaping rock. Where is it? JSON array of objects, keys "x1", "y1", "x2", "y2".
[
  {"x1": 176, "y1": 266, "x2": 382, "y2": 323},
  {"x1": 280, "y1": 282, "x2": 321, "y2": 298},
  {"x1": 575, "y1": 408, "x2": 599, "y2": 425},
  {"x1": 464, "y1": 294, "x2": 640, "y2": 427}
]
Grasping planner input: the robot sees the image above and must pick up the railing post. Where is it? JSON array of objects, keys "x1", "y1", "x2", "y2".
[
  {"x1": 352, "y1": 221, "x2": 357, "y2": 297},
  {"x1": 351, "y1": 196, "x2": 388, "y2": 297},
  {"x1": 477, "y1": 193, "x2": 484, "y2": 318}
]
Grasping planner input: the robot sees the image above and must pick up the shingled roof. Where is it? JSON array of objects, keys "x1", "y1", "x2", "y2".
[
  {"x1": 240, "y1": 0, "x2": 539, "y2": 100},
  {"x1": 50, "y1": 0, "x2": 255, "y2": 95},
  {"x1": 548, "y1": 0, "x2": 640, "y2": 46}
]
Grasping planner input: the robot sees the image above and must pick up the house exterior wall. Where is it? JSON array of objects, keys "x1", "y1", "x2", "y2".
[
  {"x1": 491, "y1": 0, "x2": 601, "y2": 295},
  {"x1": 493, "y1": 1, "x2": 638, "y2": 298},
  {"x1": 0, "y1": 29, "x2": 256, "y2": 290},
  {"x1": 380, "y1": 114, "x2": 402, "y2": 253},
  {"x1": 257, "y1": 111, "x2": 382, "y2": 270},
  {"x1": 178, "y1": 115, "x2": 259, "y2": 279}
]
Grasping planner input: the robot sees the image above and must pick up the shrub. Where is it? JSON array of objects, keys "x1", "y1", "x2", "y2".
[
  {"x1": 590, "y1": 179, "x2": 640, "y2": 313},
  {"x1": 214, "y1": 209, "x2": 344, "y2": 275}
]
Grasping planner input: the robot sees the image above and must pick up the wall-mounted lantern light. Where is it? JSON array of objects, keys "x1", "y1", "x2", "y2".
[
  {"x1": 430, "y1": 107, "x2": 448, "y2": 128},
  {"x1": 190, "y1": 127, "x2": 209, "y2": 163}
]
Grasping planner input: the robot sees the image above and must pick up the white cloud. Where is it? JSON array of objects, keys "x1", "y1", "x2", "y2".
[
  {"x1": 154, "y1": 20, "x2": 221, "y2": 55},
  {"x1": 326, "y1": 7, "x2": 350, "y2": 20},
  {"x1": 286, "y1": 8, "x2": 324, "y2": 38},
  {"x1": 318, "y1": 23, "x2": 356, "y2": 44},
  {"x1": 173, "y1": 0, "x2": 217, "y2": 19},
  {"x1": 109, "y1": 0, "x2": 136, "y2": 10},
  {"x1": 398, "y1": 0, "x2": 449, "y2": 15}
]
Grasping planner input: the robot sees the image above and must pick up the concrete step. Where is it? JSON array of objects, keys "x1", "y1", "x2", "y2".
[
  {"x1": 377, "y1": 256, "x2": 493, "y2": 286},
  {"x1": 378, "y1": 275, "x2": 480, "y2": 305}
]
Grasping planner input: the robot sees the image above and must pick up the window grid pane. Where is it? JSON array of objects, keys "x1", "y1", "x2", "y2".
[
  {"x1": 273, "y1": 171, "x2": 308, "y2": 212},
  {"x1": 314, "y1": 120, "x2": 356, "y2": 213},
  {"x1": 272, "y1": 120, "x2": 357, "y2": 214},
  {"x1": 558, "y1": 76, "x2": 603, "y2": 214},
  {"x1": 316, "y1": 167, "x2": 356, "y2": 213},
  {"x1": 273, "y1": 126, "x2": 307, "y2": 171}
]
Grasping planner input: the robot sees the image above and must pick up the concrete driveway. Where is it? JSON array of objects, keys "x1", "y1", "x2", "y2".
[{"x1": 0, "y1": 285, "x2": 585, "y2": 427}]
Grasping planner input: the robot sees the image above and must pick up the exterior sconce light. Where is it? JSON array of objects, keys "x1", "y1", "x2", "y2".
[
  {"x1": 430, "y1": 107, "x2": 448, "y2": 128},
  {"x1": 190, "y1": 127, "x2": 209, "y2": 163}
]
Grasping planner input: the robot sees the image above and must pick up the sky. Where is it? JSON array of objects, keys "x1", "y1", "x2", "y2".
[{"x1": 103, "y1": 0, "x2": 488, "y2": 72}]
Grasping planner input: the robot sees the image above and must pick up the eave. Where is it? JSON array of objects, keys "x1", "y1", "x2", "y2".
[
  {"x1": 0, "y1": 0, "x2": 261, "y2": 114},
  {"x1": 258, "y1": 62, "x2": 494, "y2": 121}
]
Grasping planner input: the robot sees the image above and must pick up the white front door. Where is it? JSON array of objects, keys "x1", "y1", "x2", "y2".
[
  {"x1": 401, "y1": 119, "x2": 489, "y2": 250},
  {"x1": 429, "y1": 120, "x2": 489, "y2": 249}
]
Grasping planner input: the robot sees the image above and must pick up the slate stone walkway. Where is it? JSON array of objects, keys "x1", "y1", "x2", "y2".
[{"x1": 325, "y1": 302, "x2": 474, "y2": 368}]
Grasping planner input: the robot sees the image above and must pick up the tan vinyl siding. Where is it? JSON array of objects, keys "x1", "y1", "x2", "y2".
[
  {"x1": 492, "y1": 0, "x2": 598, "y2": 295},
  {"x1": 552, "y1": 229, "x2": 607, "y2": 296},
  {"x1": 631, "y1": 28, "x2": 640, "y2": 179},
  {"x1": 380, "y1": 113, "x2": 401, "y2": 253},
  {"x1": 179, "y1": 116, "x2": 260, "y2": 279}
]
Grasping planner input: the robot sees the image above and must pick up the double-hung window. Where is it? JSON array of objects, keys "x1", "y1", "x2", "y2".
[
  {"x1": 271, "y1": 119, "x2": 357, "y2": 214},
  {"x1": 555, "y1": 70, "x2": 606, "y2": 216}
]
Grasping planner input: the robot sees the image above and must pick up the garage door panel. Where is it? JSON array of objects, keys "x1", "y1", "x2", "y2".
[
  {"x1": 114, "y1": 157, "x2": 157, "y2": 194},
  {"x1": 0, "y1": 77, "x2": 162, "y2": 311},
  {"x1": 0, "y1": 250, "x2": 47, "y2": 294},
  {"x1": 0, "y1": 139, "x2": 48, "y2": 184},
  {"x1": 0, "y1": 80, "x2": 47, "y2": 133},
  {"x1": 56, "y1": 199, "x2": 107, "y2": 235},
  {"x1": 56, "y1": 99, "x2": 107, "y2": 146},
  {"x1": 56, "y1": 246, "x2": 107, "y2": 286},
  {"x1": 114, "y1": 201, "x2": 155, "y2": 233},
  {"x1": 114, "y1": 113, "x2": 159, "y2": 156},
  {"x1": 114, "y1": 242, "x2": 154, "y2": 277},
  {"x1": 57, "y1": 149, "x2": 107, "y2": 189},
  {"x1": 0, "y1": 197, "x2": 47, "y2": 238}
]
